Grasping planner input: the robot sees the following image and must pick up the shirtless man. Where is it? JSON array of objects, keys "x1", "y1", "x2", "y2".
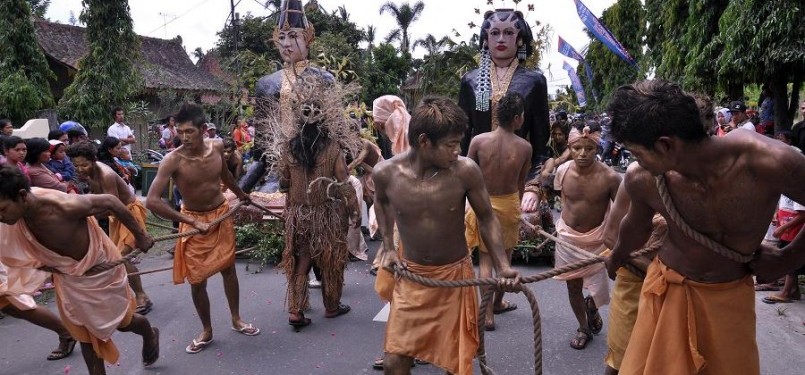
[
  {"x1": 605, "y1": 80, "x2": 805, "y2": 374},
  {"x1": 465, "y1": 92, "x2": 531, "y2": 330},
  {"x1": 0, "y1": 166, "x2": 159, "y2": 375},
  {"x1": 553, "y1": 122, "x2": 620, "y2": 350},
  {"x1": 146, "y1": 103, "x2": 260, "y2": 355},
  {"x1": 67, "y1": 141, "x2": 153, "y2": 314},
  {"x1": 374, "y1": 97, "x2": 520, "y2": 375},
  {"x1": 222, "y1": 138, "x2": 244, "y2": 181}
]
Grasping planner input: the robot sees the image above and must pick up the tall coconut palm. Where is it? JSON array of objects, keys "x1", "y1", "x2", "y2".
[
  {"x1": 413, "y1": 34, "x2": 450, "y2": 57},
  {"x1": 365, "y1": 25, "x2": 377, "y2": 54},
  {"x1": 379, "y1": 1, "x2": 425, "y2": 54}
]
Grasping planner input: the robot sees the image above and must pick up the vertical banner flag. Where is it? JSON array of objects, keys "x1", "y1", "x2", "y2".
[
  {"x1": 563, "y1": 61, "x2": 587, "y2": 107},
  {"x1": 574, "y1": 0, "x2": 637, "y2": 66},
  {"x1": 558, "y1": 36, "x2": 600, "y2": 102}
]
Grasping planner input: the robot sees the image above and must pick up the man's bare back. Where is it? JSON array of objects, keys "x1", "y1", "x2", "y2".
[
  {"x1": 468, "y1": 129, "x2": 531, "y2": 196},
  {"x1": 13, "y1": 189, "x2": 152, "y2": 262},
  {"x1": 374, "y1": 155, "x2": 478, "y2": 266},
  {"x1": 560, "y1": 160, "x2": 621, "y2": 233},
  {"x1": 620, "y1": 131, "x2": 805, "y2": 283},
  {"x1": 85, "y1": 162, "x2": 136, "y2": 206}
]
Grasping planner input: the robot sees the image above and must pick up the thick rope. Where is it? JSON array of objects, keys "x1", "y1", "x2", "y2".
[
  {"x1": 39, "y1": 202, "x2": 244, "y2": 276},
  {"x1": 392, "y1": 242, "x2": 657, "y2": 375},
  {"x1": 654, "y1": 175, "x2": 752, "y2": 263},
  {"x1": 145, "y1": 221, "x2": 179, "y2": 233}
]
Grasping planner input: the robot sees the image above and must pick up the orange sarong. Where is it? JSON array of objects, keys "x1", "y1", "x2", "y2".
[
  {"x1": 605, "y1": 267, "x2": 643, "y2": 370},
  {"x1": 109, "y1": 200, "x2": 147, "y2": 255},
  {"x1": 0, "y1": 213, "x2": 134, "y2": 364},
  {"x1": 174, "y1": 202, "x2": 236, "y2": 285},
  {"x1": 620, "y1": 257, "x2": 758, "y2": 375},
  {"x1": 465, "y1": 192, "x2": 521, "y2": 252},
  {"x1": 383, "y1": 255, "x2": 479, "y2": 375}
]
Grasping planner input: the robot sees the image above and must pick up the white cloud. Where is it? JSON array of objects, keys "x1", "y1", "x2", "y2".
[{"x1": 46, "y1": 0, "x2": 617, "y2": 94}]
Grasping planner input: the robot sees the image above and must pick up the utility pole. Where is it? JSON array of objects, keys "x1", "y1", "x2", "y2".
[
  {"x1": 158, "y1": 12, "x2": 176, "y2": 38},
  {"x1": 230, "y1": 0, "x2": 242, "y2": 117}
]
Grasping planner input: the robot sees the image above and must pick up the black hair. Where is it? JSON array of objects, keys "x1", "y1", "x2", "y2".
[
  {"x1": 66, "y1": 141, "x2": 99, "y2": 162},
  {"x1": 550, "y1": 121, "x2": 570, "y2": 138},
  {"x1": 0, "y1": 119, "x2": 11, "y2": 128},
  {"x1": 222, "y1": 137, "x2": 236, "y2": 150},
  {"x1": 408, "y1": 96, "x2": 468, "y2": 148},
  {"x1": 289, "y1": 122, "x2": 328, "y2": 170},
  {"x1": 24, "y1": 138, "x2": 50, "y2": 165},
  {"x1": 176, "y1": 103, "x2": 207, "y2": 128},
  {"x1": 479, "y1": 9, "x2": 534, "y2": 60},
  {"x1": 496, "y1": 92, "x2": 524, "y2": 128},
  {"x1": 48, "y1": 129, "x2": 66, "y2": 141},
  {"x1": 99, "y1": 136, "x2": 120, "y2": 162},
  {"x1": 67, "y1": 129, "x2": 86, "y2": 143},
  {"x1": 112, "y1": 106, "x2": 123, "y2": 117},
  {"x1": 0, "y1": 135, "x2": 7, "y2": 155},
  {"x1": 0, "y1": 165, "x2": 30, "y2": 201},
  {"x1": 3, "y1": 135, "x2": 23, "y2": 153},
  {"x1": 608, "y1": 80, "x2": 707, "y2": 149}
]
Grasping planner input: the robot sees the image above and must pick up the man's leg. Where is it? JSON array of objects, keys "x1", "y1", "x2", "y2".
[
  {"x1": 477, "y1": 250, "x2": 495, "y2": 329},
  {"x1": 220, "y1": 263, "x2": 254, "y2": 332},
  {"x1": 288, "y1": 254, "x2": 313, "y2": 323},
  {"x1": 320, "y1": 253, "x2": 350, "y2": 317},
  {"x1": 604, "y1": 366, "x2": 619, "y2": 375},
  {"x1": 118, "y1": 314, "x2": 159, "y2": 366},
  {"x1": 384, "y1": 353, "x2": 414, "y2": 375},
  {"x1": 491, "y1": 248, "x2": 516, "y2": 313},
  {"x1": 566, "y1": 279, "x2": 592, "y2": 349},
  {"x1": 190, "y1": 280, "x2": 213, "y2": 342},
  {"x1": 80, "y1": 342, "x2": 106, "y2": 375},
  {"x1": 2, "y1": 304, "x2": 75, "y2": 359}
]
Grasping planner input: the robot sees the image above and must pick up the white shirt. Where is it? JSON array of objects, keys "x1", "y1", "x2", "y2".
[
  {"x1": 738, "y1": 120, "x2": 755, "y2": 131},
  {"x1": 108, "y1": 122, "x2": 134, "y2": 152}
]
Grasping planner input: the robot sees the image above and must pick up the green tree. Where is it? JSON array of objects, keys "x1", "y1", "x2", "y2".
[
  {"x1": 365, "y1": 25, "x2": 377, "y2": 54},
  {"x1": 644, "y1": 0, "x2": 688, "y2": 81},
  {"x1": 714, "y1": 0, "x2": 804, "y2": 131},
  {"x1": 580, "y1": 0, "x2": 645, "y2": 109},
  {"x1": 58, "y1": 0, "x2": 142, "y2": 128},
  {"x1": 25, "y1": 0, "x2": 50, "y2": 18},
  {"x1": 360, "y1": 43, "x2": 411, "y2": 104},
  {"x1": 379, "y1": 1, "x2": 425, "y2": 54},
  {"x1": 418, "y1": 42, "x2": 477, "y2": 99},
  {"x1": 680, "y1": 0, "x2": 730, "y2": 95},
  {"x1": 412, "y1": 34, "x2": 449, "y2": 57},
  {"x1": 0, "y1": 0, "x2": 55, "y2": 124}
]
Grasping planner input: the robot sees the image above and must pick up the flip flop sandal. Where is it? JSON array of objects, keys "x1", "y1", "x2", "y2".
[
  {"x1": 371, "y1": 357, "x2": 415, "y2": 370},
  {"x1": 47, "y1": 337, "x2": 77, "y2": 360},
  {"x1": 143, "y1": 328, "x2": 159, "y2": 366},
  {"x1": 585, "y1": 296, "x2": 603, "y2": 334},
  {"x1": 325, "y1": 304, "x2": 351, "y2": 318},
  {"x1": 762, "y1": 295, "x2": 792, "y2": 304},
  {"x1": 185, "y1": 338, "x2": 214, "y2": 354},
  {"x1": 136, "y1": 301, "x2": 154, "y2": 315},
  {"x1": 570, "y1": 328, "x2": 593, "y2": 350},
  {"x1": 493, "y1": 301, "x2": 518, "y2": 315},
  {"x1": 231, "y1": 323, "x2": 261, "y2": 336}
]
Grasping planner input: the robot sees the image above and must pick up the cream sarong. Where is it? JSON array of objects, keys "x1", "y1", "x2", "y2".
[
  {"x1": 0, "y1": 217, "x2": 134, "y2": 364},
  {"x1": 384, "y1": 255, "x2": 479, "y2": 375},
  {"x1": 0, "y1": 260, "x2": 46, "y2": 311},
  {"x1": 465, "y1": 192, "x2": 522, "y2": 252},
  {"x1": 620, "y1": 257, "x2": 758, "y2": 375},
  {"x1": 552, "y1": 216, "x2": 611, "y2": 307}
]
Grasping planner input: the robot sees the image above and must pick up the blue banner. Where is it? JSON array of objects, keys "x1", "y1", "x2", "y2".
[
  {"x1": 563, "y1": 61, "x2": 587, "y2": 107},
  {"x1": 583, "y1": 61, "x2": 599, "y2": 102},
  {"x1": 574, "y1": 0, "x2": 636, "y2": 66},
  {"x1": 558, "y1": 35, "x2": 599, "y2": 103}
]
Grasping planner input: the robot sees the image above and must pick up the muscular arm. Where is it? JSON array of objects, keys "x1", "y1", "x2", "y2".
[
  {"x1": 606, "y1": 169, "x2": 654, "y2": 278},
  {"x1": 145, "y1": 154, "x2": 194, "y2": 225},
  {"x1": 518, "y1": 145, "x2": 533, "y2": 199},
  {"x1": 66, "y1": 194, "x2": 153, "y2": 251},
  {"x1": 464, "y1": 161, "x2": 514, "y2": 275},
  {"x1": 347, "y1": 142, "x2": 369, "y2": 171},
  {"x1": 604, "y1": 180, "x2": 630, "y2": 250},
  {"x1": 373, "y1": 162, "x2": 400, "y2": 267},
  {"x1": 335, "y1": 153, "x2": 360, "y2": 226}
]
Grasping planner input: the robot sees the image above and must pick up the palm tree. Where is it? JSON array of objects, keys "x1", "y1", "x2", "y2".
[
  {"x1": 192, "y1": 47, "x2": 204, "y2": 62},
  {"x1": 336, "y1": 5, "x2": 349, "y2": 22},
  {"x1": 379, "y1": 1, "x2": 425, "y2": 54},
  {"x1": 413, "y1": 34, "x2": 450, "y2": 57},
  {"x1": 365, "y1": 25, "x2": 377, "y2": 54}
]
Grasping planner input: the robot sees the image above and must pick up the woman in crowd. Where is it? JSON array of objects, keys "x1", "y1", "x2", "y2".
[
  {"x1": 99, "y1": 136, "x2": 134, "y2": 193},
  {"x1": 3, "y1": 136, "x2": 29, "y2": 179},
  {"x1": 25, "y1": 138, "x2": 72, "y2": 192}
]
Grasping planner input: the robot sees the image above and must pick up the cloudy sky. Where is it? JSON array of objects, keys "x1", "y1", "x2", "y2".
[{"x1": 46, "y1": 0, "x2": 617, "y2": 93}]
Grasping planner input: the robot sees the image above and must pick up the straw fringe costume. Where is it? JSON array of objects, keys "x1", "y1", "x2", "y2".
[{"x1": 278, "y1": 141, "x2": 354, "y2": 313}]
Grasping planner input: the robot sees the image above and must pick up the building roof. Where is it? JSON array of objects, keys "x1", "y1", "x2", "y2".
[{"x1": 34, "y1": 19, "x2": 229, "y2": 94}]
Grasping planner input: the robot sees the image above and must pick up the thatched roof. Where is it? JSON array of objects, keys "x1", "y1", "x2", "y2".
[{"x1": 34, "y1": 19, "x2": 228, "y2": 94}]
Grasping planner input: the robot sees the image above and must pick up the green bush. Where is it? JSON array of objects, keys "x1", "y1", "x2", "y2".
[{"x1": 236, "y1": 221, "x2": 284, "y2": 272}]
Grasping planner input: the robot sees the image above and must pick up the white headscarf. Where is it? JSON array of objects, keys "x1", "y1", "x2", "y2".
[{"x1": 372, "y1": 95, "x2": 411, "y2": 155}]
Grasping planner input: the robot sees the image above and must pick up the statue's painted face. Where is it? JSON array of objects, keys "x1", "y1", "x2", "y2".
[
  {"x1": 274, "y1": 27, "x2": 309, "y2": 64},
  {"x1": 486, "y1": 14, "x2": 519, "y2": 61}
]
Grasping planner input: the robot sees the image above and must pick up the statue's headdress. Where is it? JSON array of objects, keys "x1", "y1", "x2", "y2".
[{"x1": 273, "y1": 0, "x2": 315, "y2": 45}]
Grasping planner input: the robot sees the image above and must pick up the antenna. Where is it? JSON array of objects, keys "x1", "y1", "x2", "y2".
[{"x1": 158, "y1": 12, "x2": 177, "y2": 38}]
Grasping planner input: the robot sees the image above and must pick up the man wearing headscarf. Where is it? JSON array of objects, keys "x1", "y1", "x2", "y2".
[{"x1": 552, "y1": 123, "x2": 621, "y2": 350}]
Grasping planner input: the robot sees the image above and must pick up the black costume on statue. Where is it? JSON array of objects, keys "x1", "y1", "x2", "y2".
[{"x1": 458, "y1": 68, "x2": 550, "y2": 164}]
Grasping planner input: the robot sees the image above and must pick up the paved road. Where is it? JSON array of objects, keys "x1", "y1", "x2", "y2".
[{"x1": 2, "y1": 239, "x2": 804, "y2": 375}]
